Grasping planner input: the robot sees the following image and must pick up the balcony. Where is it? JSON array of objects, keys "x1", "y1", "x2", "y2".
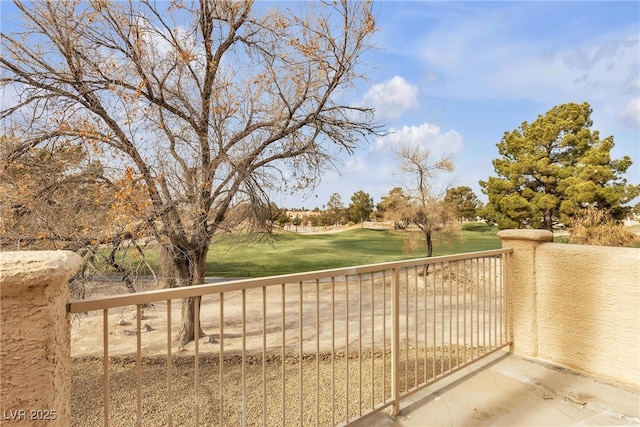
[
  {"x1": 1, "y1": 230, "x2": 638, "y2": 426},
  {"x1": 351, "y1": 351, "x2": 640, "y2": 426}
]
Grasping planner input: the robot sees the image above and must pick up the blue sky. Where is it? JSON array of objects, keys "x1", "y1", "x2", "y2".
[{"x1": 279, "y1": 1, "x2": 640, "y2": 209}]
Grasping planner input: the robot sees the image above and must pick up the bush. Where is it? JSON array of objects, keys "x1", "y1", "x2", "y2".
[{"x1": 569, "y1": 207, "x2": 638, "y2": 247}]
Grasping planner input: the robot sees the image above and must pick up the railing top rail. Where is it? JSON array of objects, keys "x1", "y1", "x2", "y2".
[{"x1": 68, "y1": 248, "x2": 511, "y2": 313}]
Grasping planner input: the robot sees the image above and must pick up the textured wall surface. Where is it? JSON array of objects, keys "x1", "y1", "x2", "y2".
[
  {"x1": 500, "y1": 230, "x2": 640, "y2": 392},
  {"x1": 535, "y1": 243, "x2": 640, "y2": 390},
  {"x1": 498, "y1": 230, "x2": 554, "y2": 356},
  {"x1": 0, "y1": 251, "x2": 82, "y2": 426}
]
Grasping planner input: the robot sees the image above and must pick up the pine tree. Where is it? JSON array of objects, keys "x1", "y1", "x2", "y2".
[{"x1": 480, "y1": 102, "x2": 639, "y2": 230}]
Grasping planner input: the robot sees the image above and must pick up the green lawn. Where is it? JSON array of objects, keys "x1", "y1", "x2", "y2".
[
  {"x1": 206, "y1": 223, "x2": 501, "y2": 277},
  {"x1": 97, "y1": 220, "x2": 640, "y2": 278}
]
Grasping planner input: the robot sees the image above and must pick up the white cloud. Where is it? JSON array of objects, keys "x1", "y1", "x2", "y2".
[
  {"x1": 619, "y1": 97, "x2": 640, "y2": 127},
  {"x1": 411, "y1": 4, "x2": 639, "y2": 131},
  {"x1": 361, "y1": 76, "x2": 419, "y2": 122},
  {"x1": 298, "y1": 123, "x2": 464, "y2": 207},
  {"x1": 491, "y1": 38, "x2": 640, "y2": 103},
  {"x1": 344, "y1": 156, "x2": 368, "y2": 174},
  {"x1": 375, "y1": 123, "x2": 463, "y2": 159}
]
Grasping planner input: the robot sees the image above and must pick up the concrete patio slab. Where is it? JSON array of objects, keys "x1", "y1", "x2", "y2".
[{"x1": 350, "y1": 351, "x2": 640, "y2": 426}]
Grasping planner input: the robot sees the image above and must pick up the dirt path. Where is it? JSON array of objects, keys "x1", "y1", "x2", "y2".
[
  {"x1": 71, "y1": 266, "x2": 497, "y2": 359},
  {"x1": 73, "y1": 281, "x2": 364, "y2": 358}
]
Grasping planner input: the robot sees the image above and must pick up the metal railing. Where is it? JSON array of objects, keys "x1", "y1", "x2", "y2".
[{"x1": 69, "y1": 249, "x2": 512, "y2": 426}]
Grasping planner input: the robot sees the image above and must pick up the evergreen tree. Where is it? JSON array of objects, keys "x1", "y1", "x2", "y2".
[
  {"x1": 325, "y1": 193, "x2": 347, "y2": 226},
  {"x1": 348, "y1": 190, "x2": 374, "y2": 223},
  {"x1": 444, "y1": 186, "x2": 482, "y2": 222},
  {"x1": 480, "y1": 102, "x2": 639, "y2": 230}
]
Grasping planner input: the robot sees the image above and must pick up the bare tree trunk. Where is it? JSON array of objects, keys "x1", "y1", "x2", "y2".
[
  {"x1": 161, "y1": 244, "x2": 209, "y2": 347},
  {"x1": 424, "y1": 229, "x2": 433, "y2": 275},
  {"x1": 178, "y1": 296, "x2": 203, "y2": 348},
  {"x1": 160, "y1": 245, "x2": 191, "y2": 289},
  {"x1": 178, "y1": 247, "x2": 208, "y2": 347},
  {"x1": 545, "y1": 211, "x2": 554, "y2": 231}
]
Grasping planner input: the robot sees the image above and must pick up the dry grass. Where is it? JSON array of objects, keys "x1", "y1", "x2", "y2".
[{"x1": 569, "y1": 207, "x2": 638, "y2": 247}]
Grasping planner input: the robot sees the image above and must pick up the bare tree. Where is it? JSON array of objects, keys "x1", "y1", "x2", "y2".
[
  {"x1": 0, "y1": 133, "x2": 159, "y2": 299},
  {"x1": 391, "y1": 144, "x2": 458, "y2": 258},
  {"x1": 0, "y1": 135, "x2": 108, "y2": 251},
  {"x1": 1, "y1": 0, "x2": 381, "y2": 346}
]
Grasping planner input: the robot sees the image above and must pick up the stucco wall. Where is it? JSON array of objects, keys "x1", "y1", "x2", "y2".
[
  {"x1": 0, "y1": 251, "x2": 82, "y2": 426},
  {"x1": 498, "y1": 230, "x2": 554, "y2": 357},
  {"x1": 535, "y1": 243, "x2": 640, "y2": 390},
  {"x1": 499, "y1": 230, "x2": 640, "y2": 391}
]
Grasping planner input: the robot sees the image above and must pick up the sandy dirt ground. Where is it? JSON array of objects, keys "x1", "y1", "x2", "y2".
[
  {"x1": 71, "y1": 262, "x2": 500, "y2": 358},
  {"x1": 72, "y1": 280, "x2": 375, "y2": 358}
]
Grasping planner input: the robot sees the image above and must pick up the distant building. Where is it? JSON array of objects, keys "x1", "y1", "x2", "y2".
[{"x1": 286, "y1": 210, "x2": 320, "y2": 219}]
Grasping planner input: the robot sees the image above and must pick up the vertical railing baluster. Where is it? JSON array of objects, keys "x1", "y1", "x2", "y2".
[
  {"x1": 423, "y1": 264, "x2": 428, "y2": 381},
  {"x1": 194, "y1": 297, "x2": 200, "y2": 427},
  {"x1": 331, "y1": 277, "x2": 336, "y2": 426},
  {"x1": 219, "y1": 293, "x2": 224, "y2": 426},
  {"x1": 470, "y1": 259, "x2": 474, "y2": 360},
  {"x1": 299, "y1": 281, "x2": 303, "y2": 427},
  {"x1": 505, "y1": 253, "x2": 509, "y2": 345},
  {"x1": 370, "y1": 272, "x2": 375, "y2": 409},
  {"x1": 404, "y1": 268, "x2": 409, "y2": 391},
  {"x1": 456, "y1": 262, "x2": 460, "y2": 368},
  {"x1": 496, "y1": 255, "x2": 500, "y2": 348},
  {"x1": 281, "y1": 284, "x2": 286, "y2": 425},
  {"x1": 432, "y1": 262, "x2": 436, "y2": 379},
  {"x1": 476, "y1": 258, "x2": 481, "y2": 358},
  {"x1": 502, "y1": 253, "x2": 507, "y2": 345},
  {"x1": 440, "y1": 263, "x2": 445, "y2": 375},
  {"x1": 463, "y1": 260, "x2": 467, "y2": 365},
  {"x1": 358, "y1": 274, "x2": 362, "y2": 417},
  {"x1": 414, "y1": 266, "x2": 418, "y2": 389},
  {"x1": 345, "y1": 275, "x2": 349, "y2": 423},
  {"x1": 242, "y1": 290, "x2": 247, "y2": 427},
  {"x1": 382, "y1": 270, "x2": 387, "y2": 402},
  {"x1": 390, "y1": 267, "x2": 400, "y2": 416},
  {"x1": 103, "y1": 308, "x2": 109, "y2": 427},
  {"x1": 483, "y1": 257, "x2": 487, "y2": 354},
  {"x1": 167, "y1": 300, "x2": 173, "y2": 427},
  {"x1": 448, "y1": 262, "x2": 453, "y2": 373},
  {"x1": 136, "y1": 304, "x2": 142, "y2": 426},
  {"x1": 489, "y1": 257, "x2": 494, "y2": 349},
  {"x1": 496, "y1": 255, "x2": 500, "y2": 347},
  {"x1": 262, "y1": 287, "x2": 267, "y2": 427},
  {"x1": 500, "y1": 254, "x2": 504, "y2": 345},
  {"x1": 505, "y1": 253, "x2": 508, "y2": 345},
  {"x1": 316, "y1": 279, "x2": 320, "y2": 427}
]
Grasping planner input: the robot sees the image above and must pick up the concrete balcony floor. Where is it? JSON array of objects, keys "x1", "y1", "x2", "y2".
[{"x1": 351, "y1": 351, "x2": 640, "y2": 427}]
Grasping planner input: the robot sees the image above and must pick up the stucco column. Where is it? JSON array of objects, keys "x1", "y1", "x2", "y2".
[
  {"x1": 498, "y1": 229, "x2": 553, "y2": 358},
  {"x1": 1, "y1": 251, "x2": 82, "y2": 426}
]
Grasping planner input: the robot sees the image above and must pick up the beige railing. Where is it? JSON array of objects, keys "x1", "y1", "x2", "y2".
[{"x1": 68, "y1": 249, "x2": 512, "y2": 426}]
